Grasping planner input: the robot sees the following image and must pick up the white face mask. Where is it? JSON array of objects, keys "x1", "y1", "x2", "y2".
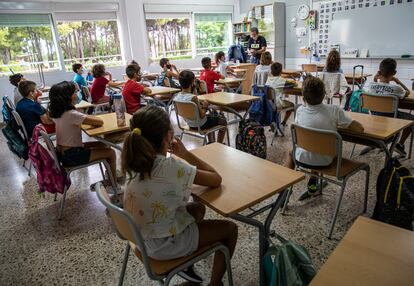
[{"x1": 80, "y1": 68, "x2": 85, "y2": 74}]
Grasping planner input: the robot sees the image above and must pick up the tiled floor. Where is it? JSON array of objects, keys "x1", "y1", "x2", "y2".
[{"x1": 1, "y1": 113, "x2": 413, "y2": 286}]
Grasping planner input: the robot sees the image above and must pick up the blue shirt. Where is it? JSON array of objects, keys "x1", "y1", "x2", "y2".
[
  {"x1": 16, "y1": 98, "x2": 45, "y2": 138},
  {"x1": 74, "y1": 73, "x2": 87, "y2": 98}
]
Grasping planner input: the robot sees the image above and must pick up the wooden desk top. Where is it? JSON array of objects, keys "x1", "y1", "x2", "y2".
[
  {"x1": 81, "y1": 112, "x2": 132, "y2": 137},
  {"x1": 402, "y1": 90, "x2": 414, "y2": 102},
  {"x1": 283, "y1": 81, "x2": 303, "y2": 95},
  {"x1": 340, "y1": 112, "x2": 413, "y2": 140},
  {"x1": 228, "y1": 63, "x2": 256, "y2": 68},
  {"x1": 310, "y1": 216, "x2": 414, "y2": 286},
  {"x1": 191, "y1": 143, "x2": 305, "y2": 216},
  {"x1": 148, "y1": 86, "x2": 180, "y2": 95},
  {"x1": 39, "y1": 86, "x2": 51, "y2": 92},
  {"x1": 344, "y1": 73, "x2": 372, "y2": 79},
  {"x1": 232, "y1": 68, "x2": 248, "y2": 74},
  {"x1": 216, "y1": 78, "x2": 245, "y2": 85},
  {"x1": 198, "y1": 92, "x2": 259, "y2": 106},
  {"x1": 282, "y1": 69, "x2": 302, "y2": 75},
  {"x1": 75, "y1": 100, "x2": 94, "y2": 110}
]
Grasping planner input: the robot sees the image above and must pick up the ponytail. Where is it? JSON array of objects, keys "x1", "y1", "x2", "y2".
[{"x1": 121, "y1": 106, "x2": 171, "y2": 180}]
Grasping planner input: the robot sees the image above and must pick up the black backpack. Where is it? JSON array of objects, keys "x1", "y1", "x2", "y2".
[
  {"x1": 2, "y1": 118, "x2": 29, "y2": 160},
  {"x1": 235, "y1": 119, "x2": 266, "y2": 159},
  {"x1": 372, "y1": 159, "x2": 414, "y2": 230}
]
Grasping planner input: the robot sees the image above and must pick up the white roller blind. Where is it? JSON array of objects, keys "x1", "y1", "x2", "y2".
[
  {"x1": 145, "y1": 13, "x2": 190, "y2": 20},
  {"x1": 194, "y1": 13, "x2": 231, "y2": 22},
  {"x1": 144, "y1": 4, "x2": 233, "y2": 14},
  {"x1": 54, "y1": 12, "x2": 117, "y2": 22},
  {"x1": 0, "y1": 14, "x2": 51, "y2": 27}
]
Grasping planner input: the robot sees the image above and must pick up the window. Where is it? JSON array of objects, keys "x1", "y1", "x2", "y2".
[
  {"x1": 0, "y1": 14, "x2": 59, "y2": 76},
  {"x1": 194, "y1": 14, "x2": 231, "y2": 57},
  {"x1": 145, "y1": 15, "x2": 192, "y2": 60},
  {"x1": 56, "y1": 20, "x2": 122, "y2": 70}
]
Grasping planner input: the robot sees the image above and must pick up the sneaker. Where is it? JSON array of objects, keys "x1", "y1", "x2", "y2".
[
  {"x1": 395, "y1": 143, "x2": 407, "y2": 156},
  {"x1": 281, "y1": 122, "x2": 288, "y2": 128},
  {"x1": 269, "y1": 122, "x2": 276, "y2": 133},
  {"x1": 298, "y1": 184, "x2": 322, "y2": 201},
  {"x1": 178, "y1": 266, "x2": 203, "y2": 283}
]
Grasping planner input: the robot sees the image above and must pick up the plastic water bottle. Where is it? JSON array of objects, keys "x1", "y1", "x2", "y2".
[
  {"x1": 236, "y1": 60, "x2": 240, "y2": 67},
  {"x1": 112, "y1": 93, "x2": 126, "y2": 127}
]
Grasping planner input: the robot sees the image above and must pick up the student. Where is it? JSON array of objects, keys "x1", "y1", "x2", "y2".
[
  {"x1": 285, "y1": 77, "x2": 364, "y2": 200},
  {"x1": 175, "y1": 70, "x2": 227, "y2": 143},
  {"x1": 48, "y1": 81, "x2": 117, "y2": 179},
  {"x1": 16, "y1": 80, "x2": 54, "y2": 138},
  {"x1": 265, "y1": 62, "x2": 295, "y2": 128},
  {"x1": 157, "y1": 58, "x2": 180, "y2": 88},
  {"x1": 122, "y1": 64, "x2": 152, "y2": 114},
  {"x1": 90, "y1": 64, "x2": 123, "y2": 104},
  {"x1": 320, "y1": 50, "x2": 348, "y2": 104},
  {"x1": 364, "y1": 58, "x2": 412, "y2": 155},
  {"x1": 9, "y1": 73, "x2": 25, "y2": 105},
  {"x1": 122, "y1": 105, "x2": 238, "y2": 286},
  {"x1": 72, "y1": 63, "x2": 87, "y2": 100},
  {"x1": 215, "y1": 51, "x2": 234, "y2": 77},
  {"x1": 323, "y1": 50, "x2": 344, "y2": 73},
  {"x1": 200, "y1": 57, "x2": 224, "y2": 94},
  {"x1": 254, "y1": 51, "x2": 272, "y2": 73}
]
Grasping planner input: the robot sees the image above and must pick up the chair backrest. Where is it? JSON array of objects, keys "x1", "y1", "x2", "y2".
[
  {"x1": 321, "y1": 72, "x2": 342, "y2": 99},
  {"x1": 361, "y1": 93, "x2": 398, "y2": 117},
  {"x1": 39, "y1": 130, "x2": 61, "y2": 169},
  {"x1": 82, "y1": 86, "x2": 92, "y2": 102},
  {"x1": 5, "y1": 95, "x2": 15, "y2": 110},
  {"x1": 95, "y1": 185, "x2": 156, "y2": 279},
  {"x1": 173, "y1": 100, "x2": 203, "y2": 131},
  {"x1": 11, "y1": 110, "x2": 29, "y2": 142},
  {"x1": 302, "y1": 64, "x2": 318, "y2": 73},
  {"x1": 197, "y1": 80, "x2": 208, "y2": 95},
  {"x1": 252, "y1": 70, "x2": 269, "y2": 86},
  {"x1": 291, "y1": 124, "x2": 343, "y2": 178}
]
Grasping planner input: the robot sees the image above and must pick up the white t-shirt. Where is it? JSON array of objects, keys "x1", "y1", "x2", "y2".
[
  {"x1": 295, "y1": 104, "x2": 353, "y2": 166},
  {"x1": 124, "y1": 155, "x2": 197, "y2": 239},
  {"x1": 216, "y1": 61, "x2": 228, "y2": 77},
  {"x1": 174, "y1": 92, "x2": 207, "y2": 128},
  {"x1": 14, "y1": 87, "x2": 23, "y2": 106},
  {"x1": 266, "y1": 76, "x2": 290, "y2": 99},
  {"x1": 52, "y1": 109, "x2": 87, "y2": 147},
  {"x1": 364, "y1": 81, "x2": 406, "y2": 99},
  {"x1": 255, "y1": 64, "x2": 271, "y2": 73}
]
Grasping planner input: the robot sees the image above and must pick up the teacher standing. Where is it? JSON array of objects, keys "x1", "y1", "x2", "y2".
[{"x1": 247, "y1": 27, "x2": 267, "y2": 65}]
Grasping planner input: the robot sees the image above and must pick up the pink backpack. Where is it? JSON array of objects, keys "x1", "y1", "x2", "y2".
[{"x1": 29, "y1": 125, "x2": 71, "y2": 194}]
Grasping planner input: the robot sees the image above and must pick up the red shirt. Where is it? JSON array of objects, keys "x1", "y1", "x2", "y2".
[
  {"x1": 90, "y1": 76, "x2": 109, "y2": 103},
  {"x1": 122, "y1": 79, "x2": 145, "y2": 114},
  {"x1": 200, "y1": 69, "x2": 221, "y2": 93}
]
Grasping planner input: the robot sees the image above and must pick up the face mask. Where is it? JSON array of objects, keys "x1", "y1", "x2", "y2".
[
  {"x1": 76, "y1": 91, "x2": 82, "y2": 104},
  {"x1": 166, "y1": 64, "x2": 172, "y2": 69},
  {"x1": 80, "y1": 68, "x2": 85, "y2": 74}
]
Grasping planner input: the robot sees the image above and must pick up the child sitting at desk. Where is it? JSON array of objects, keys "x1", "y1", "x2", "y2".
[
  {"x1": 48, "y1": 81, "x2": 117, "y2": 180},
  {"x1": 122, "y1": 105, "x2": 238, "y2": 286},
  {"x1": 254, "y1": 51, "x2": 272, "y2": 73},
  {"x1": 285, "y1": 77, "x2": 364, "y2": 201},
  {"x1": 175, "y1": 70, "x2": 227, "y2": 143},
  {"x1": 265, "y1": 62, "x2": 296, "y2": 129},
  {"x1": 157, "y1": 58, "x2": 180, "y2": 88},
  {"x1": 122, "y1": 64, "x2": 151, "y2": 114},
  {"x1": 9, "y1": 73, "x2": 25, "y2": 106},
  {"x1": 215, "y1": 51, "x2": 234, "y2": 77},
  {"x1": 72, "y1": 63, "x2": 87, "y2": 100},
  {"x1": 364, "y1": 58, "x2": 413, "y2": 156},
  {"x1": 200, "y1": 57, "x2": 224, "y2": 94},
  {"x1": 320, "y1": 50, "x2": 349, "y2": 104},
  {"x1": 90, "y1": 63, "x2": 123, "y2": 104},
  {"x1": 323, "y1": 50, "x2": 344, "y2": 73},
  {"x1": 16, "y1": 80, "x2": 55, "y2": 138}
]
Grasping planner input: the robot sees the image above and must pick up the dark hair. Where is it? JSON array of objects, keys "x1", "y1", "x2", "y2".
[
  {"x1": 129, "y1": 60, "x2": 138, "y2": 65},
  {"x1": 48, "y1": 81, "x2": 76, "y2": 118},
  {"x1": 251, "y1": 27, "x2": 259, "y2": 33},
  {"x1": 201, "y1": 57, "x2": 212, "y2": 69},
  {"x1": 9, "y1": 73, "x2": 24, "y2": 87},
  {"x1": 18, "y1": 80, "x2": 37, "y2": 98},
  {"x1": 302, "y1": 77, "x2": 325, "y2": 105},
  {"x1": 215, "y1": 51, "x2": 225, "y2": 65},
  {"x1": 125, "y1": 64, "x2": 141, "y2": 79},
  {"x1": 379, "y1": 58, "x2": 397, "y2": 78},
  {"x1": 326, "y1": 50, "x2": 341, "y2": 73},
  {"x1": 159, "y1": 58, "x2": 169, "y2": 68},
  {"x1": 122, "y1": 106, "x2": 171, "y2": 180},
  {"x1": 178, "y1": 70, "x2": 195, "y2": 89},
  {"x1": 92, "y1": 63, "x2": 106, "y2": 78},
  {"x1": 270, "y1": 62, "x2": 283, "y2": 76},
  {"x1": 260, "y1": 51, "x2": 272, "y2": 65},
  {"x1": 72, "y1": 63, "x2": 83, "y2": 73}
]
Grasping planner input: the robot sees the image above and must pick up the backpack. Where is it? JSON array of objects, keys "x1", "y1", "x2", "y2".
[
  {"x1": 345, "y1": 89, "x2": 369, "y2": 113},
  {"x1": 29, "y1": 125, "x2": 71, "y2": 194},
  {"x1": 249, "y1": 85, "x2": 273, "y2": 126},
  {"x1": 263, "y1": 240, "x2": 317, "y2": 286},
  {"x1": 372, "y1": 158, "x2": 414, "y2": 230},
  {"x1": 236, "y1": 119, "x2": 267, "y2": 159},
  {"x1": 1, "y1": 117, "x2": 29, "y2": 160},
  {"x1": 2, "y1": 96, "x2": 11, "y2": 123}
]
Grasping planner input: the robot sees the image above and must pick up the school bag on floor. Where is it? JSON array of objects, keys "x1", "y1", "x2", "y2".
[
  {"x1": 372, "y1": 158, "x2": 414, "y2": 230},
  {"x1": 264, "y1": 239, "x2": 317, "y2": 286},
  {"x1": 249, "y1": 85, "x2": 273, "y2": 126},
  {"x1": 344, "y1": 89, "x2": 368, "y2": 113},
  {"x1": 236, "y1": 119, "x2": 267, "y2": 159}
]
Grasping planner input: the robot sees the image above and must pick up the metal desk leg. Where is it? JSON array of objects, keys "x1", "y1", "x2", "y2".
[{"x1": 231, "y1": 190, "x2": 288, "y2": 286}]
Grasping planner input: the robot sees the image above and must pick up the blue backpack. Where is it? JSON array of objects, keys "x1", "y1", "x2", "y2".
[
  {"x1": 249, "y1": 85, "x2": 273, "y2": 126},
  {"x1": 2, "y1": 96, "x2": 11, "y2": 123},
  {"x1": 346, "y1": 89, "x2": 368, "y2": 113}
]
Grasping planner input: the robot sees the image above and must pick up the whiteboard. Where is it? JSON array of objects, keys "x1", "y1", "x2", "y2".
[{"x1": 329, "y1": 3, "x2": 414, "y2": 57}]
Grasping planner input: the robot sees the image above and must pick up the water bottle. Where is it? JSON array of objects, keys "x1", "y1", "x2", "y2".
[
  {"x1": 112, "y1": 93, "x2": 126, "y2": 127},
  {"x1": 236, "y1": 60, "x2": 240, "y2": 67}
]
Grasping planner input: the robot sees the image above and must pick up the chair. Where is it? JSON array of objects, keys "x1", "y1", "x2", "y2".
[
  {"x1": 82, "y1": 86, "x2": 110, "y2": 114},
  {"x1": 11, "y1": 110, "x2": 32, "y2": 176},
  {"x1": 320, "y1": 72, "x2": 346, "y2": 104},
  {"x1": 197, "y1": 80, "x2": 208, "y2": 95},
  {"x1": 302, "y1": 64, "x2": 318, "y2": 77},
  {"x1": 174, "y1": 100, "x2": 230, "y2": 146},
  {"x1": 95, "y1": 185, "x2": 234, "y2": 286},
  {"x1": 289, "y1": 124, "x2": 370, "y2": 239},
  {"x1": 39, "y1": 130, "x2": 117, "y2": 219}
]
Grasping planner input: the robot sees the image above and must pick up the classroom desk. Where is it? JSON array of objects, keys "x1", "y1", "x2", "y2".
[
  {"x1": 338, "y1": 112, "x2": 413, "y2": 166},
  {"x1": 81, "y1": 112, "x2": 132, "y2": 150},
  {"x1": 281, "y1": 69, "x2": 302, "y2": 79},
  {"x1": 283, "y1": 81, "x2": 303, "y2": 105},
  {"x1": 75, "y1": 100, "x2": 94, "y2": 110},
  {"x1": 147, "y1": 86, "x2": 180, "y2": 96},
  {"x1": 344, "y1": 73, "x2": 372, "y2": 88},
  {"x1": 398, "y1": 90, "x2": 414, "y2": 110},
  {"x1": 215, "y1": 77, "x2": 245, "y2": 91},
  {"x1": 198, "y1": 92, "x2": 259, "y2": 121},
  {"x1": 191, "y1": 143, "x2": 305, "y2": 286},
  {"x1": 231, "y1": 68, "x2": 248, "y2": 75},
  {"x1": 310, "y1": 216, "x2": 414, "y2": 286},
  {"x1": 145, "y1": 86, "x2": 181, "y2": 111},
  {"x1": 228, "y1": 63, "x2": 256, "y2": 95}
]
